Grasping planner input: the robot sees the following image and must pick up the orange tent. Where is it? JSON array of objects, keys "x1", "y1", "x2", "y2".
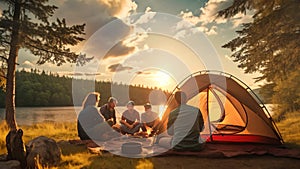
[{"x1": 158, "y1": 71, "x2": 283, "y2": 144}]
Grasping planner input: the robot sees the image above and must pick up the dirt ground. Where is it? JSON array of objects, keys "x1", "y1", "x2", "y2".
[
  {"x1": 148, "y1": 156, "x2": 300, "y2": 169},
  {"x1": 84, "y1": 152, "x2": 300, "y2": 169}
]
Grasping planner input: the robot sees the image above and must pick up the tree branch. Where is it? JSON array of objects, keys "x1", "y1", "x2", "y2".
[
  {"x1": 0, "y1": 74, "x2": 7, "y2": 79},
  {"x1": 26, "y1": 42, "x2": 74, "y2": 57},
  {"x1": 0, "y1": 56, "x2": 8, "y2": 62},
  {"x1": 0, "y1": 56, "x2": 19, "y2": 65}
]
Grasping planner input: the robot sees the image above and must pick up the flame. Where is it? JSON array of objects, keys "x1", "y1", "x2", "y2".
[{"x1": 146, "y1": 127, "x2": 152, "y2": 135}]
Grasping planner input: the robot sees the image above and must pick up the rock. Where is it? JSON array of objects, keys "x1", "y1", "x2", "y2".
[
  {"x1": 0, "y1": 160, "x2": 21, "y2": 169},
  {"x1": 26, "y1": 136, "x2": 61, "y2": 169},
  {"x1": 6, "y1": 129, "x2": 27, "y2": 169},
  {"x1": 0, "y1": 154, "x2": 7, "y2": 161}
]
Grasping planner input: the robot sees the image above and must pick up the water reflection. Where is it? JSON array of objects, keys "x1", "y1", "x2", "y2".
[
  {"x1": 0, "y1": 105, "x2": 166, "y2": 126},
  {"x1": 0, "y1": 107, "x2": 80, "y2": 125}
]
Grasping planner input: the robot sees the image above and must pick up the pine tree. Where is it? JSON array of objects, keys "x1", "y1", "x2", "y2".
[
  {"x1": 0, "y1": 0, "x2": 91, "y2": 130},
  {"x1": 218, "y1": 0, "x2": 300, "y2": 117}
]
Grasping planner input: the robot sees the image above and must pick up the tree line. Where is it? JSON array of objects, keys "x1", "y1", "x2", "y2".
[{"x1": 0, "y1": 69, "x2": 170, "y2": 107}]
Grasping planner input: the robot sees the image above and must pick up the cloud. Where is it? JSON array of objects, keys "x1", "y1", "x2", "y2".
[
  {"x1": 206, "y1": 25, "x2": 218, "y2": 35},
  {"x1": 135, "y1": 71, "x2": 153, "y2": 75},
  {"x1": 173, "y1": 19, "x2": 204, "y2": 38},
  {"x1": 231, "y1": 12, "x2": 253, "y2": 28},
  {"x1": 50, "y1": 1, "x2": 148, "y2": 63},
  {"x1": 178, "y1": 0, "x2": 253, "y2": 35},
  {"x1": 104, "y1": 41, "x2": 136, "y2": 59},
  {"x1": 107, "y1": 63, "x2": 133, "y2": 72},
  {"x1": 134, "y1": 7, "x2": 157, "y2": 25},
  {"x1": 102, "y1": 30, "x2": 148, "y2": 59},
  {"x1": 20, "y1": 60, "x2": 35, "y2": 68},
  {"x1": 99, "y1": 0, "x2": 137, "y2": 18},
  {"x1": 174, "y1": 29, "x2": 187, "y2": 39},
  {"x1": 178, "y1": 9, "x2": 221, "y2": 36},
  {"x1": 53, "y1": 0, "x2": 137, "y2": 38},
  {"x1": 198, "y1": 0, "x2": 233, "y2": 25},
  {"x1": 179, "y1": 11, "x2": 200, "y2": 25}
]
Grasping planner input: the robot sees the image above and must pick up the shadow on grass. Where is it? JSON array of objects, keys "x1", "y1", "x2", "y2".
[
  {"x1": 58, "y1": 141, "x2": 89, "y2": 156},
  {"x1": 283, "y1": 142, "x2": 300, "y2": 150},
  {"x1": 87, "y1": 155, "x2": 141, "y2": 169}
]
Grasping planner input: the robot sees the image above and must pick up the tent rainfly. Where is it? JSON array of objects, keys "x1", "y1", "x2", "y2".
[{"x1": 157, "y1": 70, "x2": 283, "y2": 145}]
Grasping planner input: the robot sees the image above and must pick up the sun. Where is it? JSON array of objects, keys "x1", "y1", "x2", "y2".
[
  {"x1": 130, "y1": 69, "x2": 177, "y2": 90},
  {"x1": 153, "y1": 71, "x2": 172, "y2": 88}
]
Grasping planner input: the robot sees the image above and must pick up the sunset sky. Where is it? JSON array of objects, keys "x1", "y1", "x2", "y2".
[{"x1": 1, "y1": 0, "x2": 261, "y2": 90}]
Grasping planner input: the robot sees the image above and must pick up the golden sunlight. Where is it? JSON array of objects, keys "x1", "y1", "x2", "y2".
[
  {"x1": 136, "y1": 159, "x2": 154, "y2": 169},
  {"x1": 152, "y1": 71, "x2": 173, "y2": 89},
  {"x1": 131, "y1": 69, "x2": 177, "y2": 90}
]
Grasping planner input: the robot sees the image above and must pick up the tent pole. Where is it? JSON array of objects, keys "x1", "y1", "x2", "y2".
[{"x1": 207, "y1": 88, "x2": 213, "y2": 142}]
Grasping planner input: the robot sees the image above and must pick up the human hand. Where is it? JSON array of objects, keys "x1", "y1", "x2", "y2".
[
  {"x1": 107, "y1": 119, "x2": 114, "y2": 126},
  {"x1": 128, "y1": 124, "x2": 133, "y2": 129}
]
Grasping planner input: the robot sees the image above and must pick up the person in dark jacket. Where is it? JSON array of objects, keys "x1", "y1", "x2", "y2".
[
  {"x1": 167, "y1": 91, "x2": 205, "y2": 151},
  {"x1": 100, "y1": 97, "x2": 118, "y2": 125}
]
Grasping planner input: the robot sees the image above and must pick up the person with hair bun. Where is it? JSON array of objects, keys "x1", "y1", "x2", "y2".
[{"x1": 77, "y1": 92, "x2": 118, "y2": 141}]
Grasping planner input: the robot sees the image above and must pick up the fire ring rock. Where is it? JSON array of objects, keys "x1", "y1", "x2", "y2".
[
  {"x1": 0, "y1": 160, "x2": 21, "y2": 169},
  {"x1": 26, "y1": 136, "x2": 61, "y2": 168}
]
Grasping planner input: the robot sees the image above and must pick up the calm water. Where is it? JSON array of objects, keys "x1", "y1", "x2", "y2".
[
  {"x1": 0, "y1": 104, "x2": 274, "y2": 126},
  {"x1": 0, "y1": 105, "x2": 166, "y2": 126}
]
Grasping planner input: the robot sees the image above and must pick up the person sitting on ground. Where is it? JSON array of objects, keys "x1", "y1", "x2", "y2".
[
  {"x1": 100, "y1": 97, "x2": 118, "y2": 125},
  {"x1": 120, "y1": 101, "x2": 141, "y2": 135},
  {"x1": 141, "y1": 103, "x2": 160, "y2": 137},
  {"x1": 77, "y1": 92, "x2": 117, "y2": 141},
  {"x1": 167, "y1": 91, "x2": 205, "y2": 151}
]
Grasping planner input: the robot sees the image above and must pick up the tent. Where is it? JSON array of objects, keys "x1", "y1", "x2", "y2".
[{"x1": 157, "y1": 70, "x2": 283, "y2": 145}]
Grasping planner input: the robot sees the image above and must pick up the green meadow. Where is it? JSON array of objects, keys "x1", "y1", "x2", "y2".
[{"x1": 1, "y1": 111, "x2": 299, "y2": 169}]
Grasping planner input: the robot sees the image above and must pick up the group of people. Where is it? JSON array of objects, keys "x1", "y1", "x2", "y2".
[
  {"x1": 77, "y1": 93, "x2": 160, "y2": 140},
  {"x1": 77, "y1": 90, "x2": 205, "y2": 152}
]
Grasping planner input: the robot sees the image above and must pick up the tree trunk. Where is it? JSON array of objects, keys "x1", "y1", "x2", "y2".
[{"x1": 5, "y1": 0, "x2": 21, "y2": 130}]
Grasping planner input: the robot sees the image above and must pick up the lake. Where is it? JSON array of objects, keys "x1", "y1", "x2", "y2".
[
  {"x1": 0, "y1": 105, "x2": 166, "y2": 126},
  {"x1": 0, "y1": 104, "x2": 274, "y2": 126}
]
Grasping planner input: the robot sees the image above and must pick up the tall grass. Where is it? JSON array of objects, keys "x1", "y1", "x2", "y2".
[
  {"x1": 0, "y1": 111, "x2": 299, "y2": 168},
  {"x1": 0, "y1": 121, "x2": 8, "y2": 154},
  {"x1": 21, "y1": 122, "x2": 78, "y2": 143},
  {"x1": 276, "y1": 111, "x2": 300, "y2": 147},
  {"x1": 0, "y1": 121, "x2": 78, "y2": 154}
]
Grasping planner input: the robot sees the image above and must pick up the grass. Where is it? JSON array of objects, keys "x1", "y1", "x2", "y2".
[
  {"x1": 276, "y1": 111, "x2": 300, "y2": 148},
  {"x1": 0, "y1": 121, "x2": 146, "y2": 168},
  {"x1": 0, "y1": 111, "x2": 300, "y2": 169},
  {"x1": 0, "y1": 121, "x2": 8, "y2": 154}
]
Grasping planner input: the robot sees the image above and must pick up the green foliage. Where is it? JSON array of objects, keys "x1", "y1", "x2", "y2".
[
  {"x1": 272, "y1": 68, "x2": 300, "y2": 117},
  {"x1": 0, "y1": 0, "x2": 91, "y2": 128},
  {"x1": 218, "y1": 0, "x2": 300, "y2": 117},
  {"x1": 0, "y1": 70, "x2": 169, "y2": 107},
  {"x1": 257, "y1": 83, "x2": 276, "y2": 104},
  {"x1": 0, "y1": 52, "x2": 7, "y2": 91},
  {"x1": 0, "y1": 69, "x2": 5, "y2": 91},
  {"x1": 0, "y1": 0, "x2": 90, "y2": 67}
]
